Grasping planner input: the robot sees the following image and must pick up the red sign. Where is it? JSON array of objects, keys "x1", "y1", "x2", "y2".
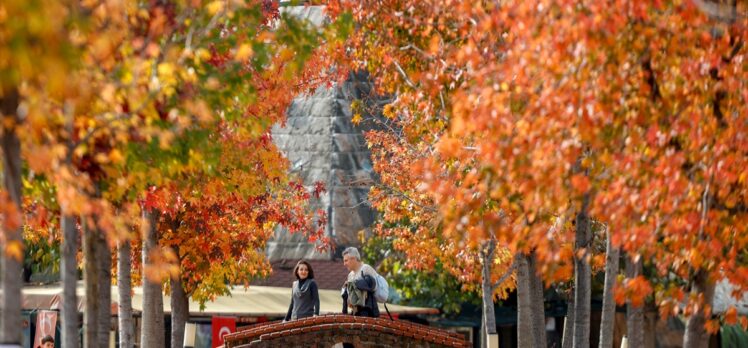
[
  {"x1": 32, "y1": 310, "x2": 57, "y2": 348},
  {"x1": 211, "y1": 316, "x2": 236, "y2": 348}
]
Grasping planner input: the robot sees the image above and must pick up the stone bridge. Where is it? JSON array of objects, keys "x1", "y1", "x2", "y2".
[{"x1": 222, "y1": 314, "x2": 470, "y2": 348}]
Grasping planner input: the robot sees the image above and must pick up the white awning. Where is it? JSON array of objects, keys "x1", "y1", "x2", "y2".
[
  {"x1": 17, "y1": 281, "x2": 438, "y2": 317},
  {"x1": 713, "y1": 279, "x2": 748, "y2": 315}
]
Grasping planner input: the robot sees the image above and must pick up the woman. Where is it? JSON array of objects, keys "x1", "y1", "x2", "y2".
[{"x1": 284, "y1": 260, "x2": 320, "y2": 321}]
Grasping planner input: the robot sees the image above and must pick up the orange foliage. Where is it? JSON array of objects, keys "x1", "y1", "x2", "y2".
[
  {"x1": 329, "y1": 0, "x2": 748, "y2": 332},
  {"x1": 5, "y1": 0, "x2": 341, "y2": 306}
]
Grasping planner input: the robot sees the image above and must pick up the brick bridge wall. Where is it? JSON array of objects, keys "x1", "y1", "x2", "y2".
[{"x1": 223, "y1": 314, "x2": 469, "y2": 348}]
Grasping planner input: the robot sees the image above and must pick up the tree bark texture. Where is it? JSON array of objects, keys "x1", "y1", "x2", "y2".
[
  {"x1": 516, "y1": 253, "x2": 534, "y2": 348},
  {"x1": 599, "y1": 227, "x2": 620, "y2": 348},
  {"x1": 83, "y1": 219, "x2": 100, "y2": 348},
  {"x1": 625, "y1": 256, "x2": 644, "y2": 348},
  {"x1": 528, "y1": 252, "x2": 547, "y2": 347},
  {"x1": 1, "y1": 88, "x2": 23, "y2": 345},
  {"x1": 572, "y1": 196, "x2": 592, "y2": 348},
  {"x1": 97, "y1": 232, "x2": 112, "y2": 348},
  {"x1": 562, "y1": 292, "x2": 575, "y2": 348},
  {"x1": 118, "y1": 240, "x2": 134, "y2": 348},
  {"x1": 170, "y1": 272, "x2": 189, "y2": 348},
  {"x1": 683, "y1": 270, "x2": 716, "y2": 348},
  {"x1": 141, "y1": 209, "x2": 165, "y2": 348},
  {"x1": 480, "y1": 239, "x2": 498, "y2": 348},
  {"x1": 61, "y1": 214, "x2": 80, "y2": 348}
]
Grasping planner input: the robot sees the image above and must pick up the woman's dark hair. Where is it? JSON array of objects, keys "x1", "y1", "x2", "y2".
[
  {"x1": 41, "y1": 335, "x2": 55, "y2": 344},
  {"x1": 293, "y1": 260, "x2": 314, "y2": 280}
]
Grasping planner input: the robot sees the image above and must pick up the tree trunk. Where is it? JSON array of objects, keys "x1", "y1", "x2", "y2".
[
  {"x1": 480, "y1": 240, "x2": 498, "y2": 348},
  {"x1": 141, "y1": 208, "x2": 165, "y2": 348},
  {"x1": 118, "y1": 240, "x2": 134, "y2": 348},
  {"x1": 572, "y1": 195, "x2": 592, "y2": 348},
  {"x1": 528, "y1": 252, "x2": 547, "y2": 347},
  {"x1": 61, "y1": 214, "x2": 80, "y2": 348},
  {"x1": 562, "y1": 292, "x2": 575, "y2": 348},
  {"x1": 83, "y1": 218, "x2": 101, "y2": 348},
  {"x1": 170, "y1": 276, "x2": 189, "y2": 348},
  {"x1": 625, "y1": 256, "x2": 644, "y2": 348},
  {"x1": 1, "y1": 88, "x2": 23, "y2": 345},
  {"x1": 153, "y1": 275, "x2": 165, "y2": 348},
  {"x1": 643, "y1": 305, "x2": 657, "y2": 348},
  {"x1": 97, "y1": 233, "x2": 112, "y2": 348},
  {"x1": 599, "y1": 227, "x2": 619, "y2": 348},
  {"x1": 516, "y1": 253, "x2": 533, "y2": 348},
  {"x1": 683, "y1": 270, "x2": 716, "y2": 348}
]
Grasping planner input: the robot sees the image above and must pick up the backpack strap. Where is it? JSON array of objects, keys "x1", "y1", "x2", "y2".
[{"x1": 384, "y1": 302, "x2": 393, "y2": 321}]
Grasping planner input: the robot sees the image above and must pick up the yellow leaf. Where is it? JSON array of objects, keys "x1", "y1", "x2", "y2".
[
  {"x1": 278, "y1": 47, "x2": 294, "y2": 61},
  {"x1": 95, "y1": 152, "x2": 109, "y2": 164},
  {"x1": 351, "y1": 113, "x2": 362, "y2": 125},
  {"x1": 157, "y1": 63, "x2": 175, "y2": 83},
  {"x1": 183, "y1": 66, "x2": 197, "y2": 83},
  {"x1": 5, "y1": 240, "x2": 24, "y2": 261},
  {"x1": 195, "y1": 48, "x2": 211, "y2": 64},
  {"x1": 206, "y1": 1, "x2": 224, "y2": 15},
  {"x1": 138, "y1": 8, "x2": 149, "y2": 19},
  {"x1": 235, "y1": 43, "x2": 253, "y2": 61},
  {"x1": 109, "y1": 149, "x2": 124, "y2": 164},
  {"x1": 121, "y1": 68, "x2": 133, "y2": 84}
]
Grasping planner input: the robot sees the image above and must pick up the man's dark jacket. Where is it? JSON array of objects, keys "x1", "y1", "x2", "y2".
[{"x1": 341, "y1": 272, "x2": 380, "y2": 318}]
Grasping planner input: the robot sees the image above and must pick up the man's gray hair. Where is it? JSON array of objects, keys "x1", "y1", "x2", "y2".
[{"x1": 342, "y1": 247, "x2": 361, "y2": 261}]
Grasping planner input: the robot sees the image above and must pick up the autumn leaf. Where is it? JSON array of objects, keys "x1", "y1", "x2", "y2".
[
  {"x1": 235, "y1": 43, "x2": 254, "y2": 62},
  {"x1": 570, "y1": 174, "x2": 591, "y2": 194},
  {"x1": 351, "y1": 113, "x2": 362, "y2": 125},
  {"x1": 724, "y1": 306, "x2": 738, "y2": 325}
]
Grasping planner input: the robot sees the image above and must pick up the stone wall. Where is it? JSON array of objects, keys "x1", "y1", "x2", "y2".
[{"x1": 267, "y1": 71, "x2": 382, "y2": 261}]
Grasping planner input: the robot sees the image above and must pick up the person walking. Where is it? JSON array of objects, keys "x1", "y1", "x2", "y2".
[
  {"x1": 39, "y1": 335, "x2": 55, "y2": 348},
  {"x1": 340, "y1": 247, "x2": 379, "y2": 318},
  {"x1": 284, "y1": 260, "x2": 320, "y2": 321}
]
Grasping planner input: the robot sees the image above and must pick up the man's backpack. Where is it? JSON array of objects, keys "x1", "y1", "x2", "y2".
[
  {"x1": 373, "y1": 273, "x2": 394, "y2": 321},
  {"x1": 373, "y1": 274, "x2": 389, "y2": 303}
]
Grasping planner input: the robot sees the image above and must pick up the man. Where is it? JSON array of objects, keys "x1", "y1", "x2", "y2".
[
  {"x1": 40, "y1": 335, "x2": 54, "y2": 348},
  {"x1": 341, "y1": 247, "x2": 380, "y2": 318}
]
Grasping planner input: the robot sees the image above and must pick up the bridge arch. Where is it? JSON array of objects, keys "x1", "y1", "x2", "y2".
[{"x1": 223, "y1": 314, "x2": 469, "y2": 348}]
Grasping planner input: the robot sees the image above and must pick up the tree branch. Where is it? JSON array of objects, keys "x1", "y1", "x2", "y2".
[
  {"x1": 393, "y1": 60, "x2": 417, "y2": 89},
  {"x1": 371, "y1": 183, "x2": 439, "y2": 214},
  {"x1": 491, "y1": 258, "x2": 517, "y2": 289}
]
